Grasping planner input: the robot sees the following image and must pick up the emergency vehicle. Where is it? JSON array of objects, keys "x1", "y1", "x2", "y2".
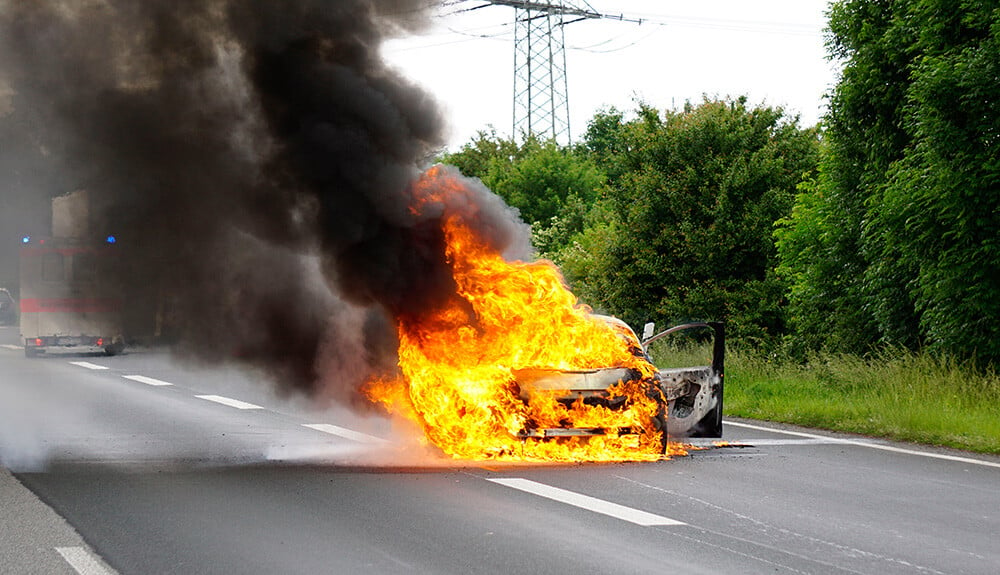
[{"x1": 19, "y1": 191, "x2": 124, "y2": 357}]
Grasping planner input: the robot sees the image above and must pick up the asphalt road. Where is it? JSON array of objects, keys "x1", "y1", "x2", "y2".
[{"x1": 2, "y1": 325, "x2": 998, "y2": 575}]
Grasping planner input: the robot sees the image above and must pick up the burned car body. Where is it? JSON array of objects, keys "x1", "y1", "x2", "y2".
[{"x1": 514, "y1": 316, "x2": 724, "y2": 450}]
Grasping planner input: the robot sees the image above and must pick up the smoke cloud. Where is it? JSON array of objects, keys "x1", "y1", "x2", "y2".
[{"x1": 0, "y1": 1, "x2": 531, "y2": 403}]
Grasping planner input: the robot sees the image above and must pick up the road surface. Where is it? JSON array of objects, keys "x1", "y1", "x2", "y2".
[{"x1": 2, "y1": 325, "x2": 998, "y2": 574}]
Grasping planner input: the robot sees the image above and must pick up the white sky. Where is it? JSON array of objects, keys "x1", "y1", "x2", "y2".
[{"x1": 383, "y1": 0, "x2": 841, "y2": 150}]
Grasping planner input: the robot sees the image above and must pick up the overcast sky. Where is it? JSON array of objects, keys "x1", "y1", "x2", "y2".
[{"x1": 383, "y1": 0, "x2": 840, "y2": 149}]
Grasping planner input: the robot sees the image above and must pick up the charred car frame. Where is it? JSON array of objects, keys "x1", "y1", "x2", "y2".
[{"x1": 514, "y1": 317, "x2": 724, "y2": 452}]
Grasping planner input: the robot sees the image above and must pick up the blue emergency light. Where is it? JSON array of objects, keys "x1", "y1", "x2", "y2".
[
  {"x1": 106, "y1": 235, "x2": 117, "y2": 244},
  {"x1": 21, "y1": 236, "x2": 30, "y2": 244}
]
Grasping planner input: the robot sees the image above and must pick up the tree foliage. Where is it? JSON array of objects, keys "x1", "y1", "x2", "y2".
[
  {"x1": 440, "y1": 130, "x2": 604, "y2": 255},
  {"x1": 563, "y1": 98, "x2": 819, "y2": 344},
  {"x1": 437, "y1": 128, "x2": 521, "y2": 182},
  {"x1": 442, "y1": 101, "x2": 820, "y2": 350},
  {"x1": 778, "y1": 0, "x2": 1000, "y2": 363}
]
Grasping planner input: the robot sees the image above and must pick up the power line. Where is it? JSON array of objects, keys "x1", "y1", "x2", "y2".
[
  {"x1": 398, "y1": 1, "x2": 824, "y2": 140},
  {"x1": 569, "y1": 25, "x2": 662, "y2": 54}
]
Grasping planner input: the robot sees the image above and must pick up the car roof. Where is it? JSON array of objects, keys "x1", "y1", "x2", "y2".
[{"x1": 592, "y1": 314, "x2": 636, "y2": 334}]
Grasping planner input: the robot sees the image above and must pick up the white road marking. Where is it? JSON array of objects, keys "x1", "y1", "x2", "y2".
[
  {"x1": 69, "y1": 361, "x2": 108, "y2": 370},
  {"x1": 195, "y1": 394, "x2": 263, "y2": 410},
  {"x1": 302, "y1": 423, "x2": 389, "y2": 444},
  {"x1": 55, "y1": 547, "x2": 112, "y2": 575},
  {"x1": 686, "y1": 437, "x2": 848, "y2": 448},
  {"x1": 726, "y1": 420, "x2": 1000, "y2": 469},
  {"x1": 726, "y1": 438, "x2": 850, "y2": 446},
  {"x1": 487, "y1": 477, "x2": 685, "y2": 526},
  {"x1": 1, "y1": 344, "x2": 22, "y2": 350},
  {"x1": 122, "y1": 374, "x2": 173, "y2": 386}
]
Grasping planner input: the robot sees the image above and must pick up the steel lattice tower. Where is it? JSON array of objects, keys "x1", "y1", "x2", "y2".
[
  {"x1": 484, "y1": 1, "x2": 603, "y2": 143},
  {"x1": 513, "y1": 5, "x2": 569, "y2": 142}
]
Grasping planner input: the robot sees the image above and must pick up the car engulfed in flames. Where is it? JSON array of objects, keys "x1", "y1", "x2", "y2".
[
  {"x1": 363, "y1": 165, "x2": 724, "y2": 463},
  {"x1": 513, "y1": 317, "x2": 724, "y2": 448}
]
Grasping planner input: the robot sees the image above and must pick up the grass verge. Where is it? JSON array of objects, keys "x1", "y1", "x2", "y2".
[{"x1": 652, "y1": 345, "x2": 1000, "y2": 455}]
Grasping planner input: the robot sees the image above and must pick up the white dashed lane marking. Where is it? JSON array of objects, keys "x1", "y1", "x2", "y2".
[
  {"x1": 122, "y1": 372, "x2": 388, "y2": 444},
  {"x1": 302, "y1": 423, "x2": 388, "y2": 444},
  {"x1": 195, "y1": 394, "x2": 263, "y2": 410},
  {"x1": 0, "y1": 344, "x2": 22, "y2": 350},
  {"x1": 487, "y1": 477, "x2": 686, "y2": 527},
  {"x1": 122, "y1": 374, "x2": 173, "y2": 386},
  {"x1": 68, "y1": 361, "x2": 109, "y2": 370},
  {"x1": 55, "y1": 547, "x2": 113, "y2": 575}
]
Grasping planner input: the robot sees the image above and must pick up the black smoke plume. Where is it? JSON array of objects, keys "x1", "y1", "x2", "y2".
[{"x1": 0, "y1": 0, "x2": 530, "y2": 404}]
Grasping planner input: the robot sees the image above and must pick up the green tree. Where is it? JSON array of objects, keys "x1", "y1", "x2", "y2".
[
  {"x1": 578, "y1": 107, "x2": 629, "y2": 184},
  {"x1": 441, "y1": 131, "x2": 605, "y2": 256},
  {"x1": 438, "y1": 128, "x2": 520, "y2": 181},
  {"x1": 779, "y1": 0, "x2": 1000, "y2": 363},
  {"x1": 485, "y1": 137, "x2": 603, "y2": 228},
  {"x1": 565, "y1": 98, "x2": 819, "y2": 344},
  {"x1": 776, "y1": 1, "x2": 919, "y2": 356},
  {"x1": 877, "y1": 1, "x2": 1000, "y2": 362}
]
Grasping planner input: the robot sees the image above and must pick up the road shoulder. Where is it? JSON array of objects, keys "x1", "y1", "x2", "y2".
[{"x1": 0, "y1": 466, "x2": 118, "y2": 575}]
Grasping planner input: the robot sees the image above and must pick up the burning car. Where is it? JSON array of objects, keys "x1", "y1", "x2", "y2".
[
  {"x1": 513, "y1": 316, "x2": 724, "y2": 449},
  {"x1": 365, "y1": 166, "x2": 722, "y2": 462}
]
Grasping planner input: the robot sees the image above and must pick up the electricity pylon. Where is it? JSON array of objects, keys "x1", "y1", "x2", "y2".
[{"x1": 481, "y1": 1, "x2": 620, "y2": 143}]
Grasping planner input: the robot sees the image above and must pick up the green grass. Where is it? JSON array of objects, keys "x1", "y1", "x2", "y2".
[{"x1": 651, "y1": 345, "x2": 1000, "y2": 455}]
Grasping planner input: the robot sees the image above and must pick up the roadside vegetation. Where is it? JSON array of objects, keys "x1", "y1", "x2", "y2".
[
  {"x1": 648, "y1": 343, "x2": 1000, "y2": 455},
  {"x1": 440, "y1": 0, "x2": 1000, "y2": 455},
  {"x1": 726, "y1": 351, "x2": 1000, "y2": 455}
]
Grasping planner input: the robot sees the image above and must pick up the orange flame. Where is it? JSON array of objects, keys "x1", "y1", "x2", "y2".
[{"x1": 365, "y1": 167, "x2": 682, "y2": 462}]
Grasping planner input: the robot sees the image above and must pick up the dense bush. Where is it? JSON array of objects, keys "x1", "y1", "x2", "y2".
[
  {"x1": 777, "y1": 0, "x2": 1000, "y2": 364},
  {"x1": 561, "y1": 99, "x2": 819, "y2": 346}
]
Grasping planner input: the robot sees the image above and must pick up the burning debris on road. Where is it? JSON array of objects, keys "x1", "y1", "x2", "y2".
[{"x1": 1, "y1": 1, "x2": 721, "y2": 463}]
